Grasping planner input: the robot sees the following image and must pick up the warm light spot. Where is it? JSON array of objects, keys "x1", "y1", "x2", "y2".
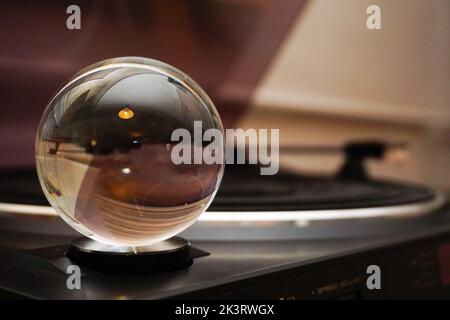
[
  {"x1": 130, "y1": 131, "x2": 143, "y2": 137},
  {"x1": 121, "y1": 167, "x2": 131, "y2": 174},
  {"x1": 118, "y1": 107, "x2": 134, "y2": 120}
]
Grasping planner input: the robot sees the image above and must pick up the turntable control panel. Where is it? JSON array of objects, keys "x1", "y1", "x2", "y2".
[{"x1": 183, "y1": 233, "x2": 450, "y2": 299}]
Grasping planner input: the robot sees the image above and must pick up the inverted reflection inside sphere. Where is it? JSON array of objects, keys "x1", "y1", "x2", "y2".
[{"x1": 35, "y1": 57, "x2": 224, "y2": 247}]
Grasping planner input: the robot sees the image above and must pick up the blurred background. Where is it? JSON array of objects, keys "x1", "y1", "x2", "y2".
[{"x1": 0, "y1": 0, "x2": 449, "y2": 189}]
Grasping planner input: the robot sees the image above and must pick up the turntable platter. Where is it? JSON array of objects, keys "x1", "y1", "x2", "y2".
[
  {"x1": 0, "y1": 166, "x2": 447, "y2": 242},
  {"x1": 0, "y1": 166, "x2": 445, "y2": 222},
  {"x1": 0, "y1": 166, "x2": 439, "y2": 210},
  {"x1": 214, "y1": 165, "x2": 437, "y2": 211},
  {"x1": 0, "y1": 168, "x2": 48, "y2": 206}
]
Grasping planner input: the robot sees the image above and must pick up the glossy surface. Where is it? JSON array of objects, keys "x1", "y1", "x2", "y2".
[{"x1": 35, "y1": 57, "x2": 224, "y2": 247}]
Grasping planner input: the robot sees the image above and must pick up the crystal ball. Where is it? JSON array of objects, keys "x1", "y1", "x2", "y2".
[{"x1": 35, "y1": 57, "x2": 224, "y2": 247}]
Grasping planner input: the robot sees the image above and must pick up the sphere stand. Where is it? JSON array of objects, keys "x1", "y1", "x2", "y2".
[{"x1": 66, "y1": 237, "x2": 193, "y2": 274}]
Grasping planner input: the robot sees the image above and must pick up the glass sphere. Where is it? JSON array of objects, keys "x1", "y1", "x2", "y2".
[{"x1": 35, "y1": 57, "x2": 224, "y2": 247}]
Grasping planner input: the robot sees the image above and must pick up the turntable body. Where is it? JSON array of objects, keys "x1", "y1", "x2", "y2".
[
  {"x1": 0, "y1": 165, "x2": 450, "y2": 299},
  {"x1": 1, "y1": 211, "x2": 450, "y2": 299}
]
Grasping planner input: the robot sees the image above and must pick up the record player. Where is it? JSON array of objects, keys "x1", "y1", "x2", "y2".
[
  {"x1": 0, "y1": 0, "x2": 449, "y2": 300},
  {"x1": 0, "y1": 140, "x2": 449, "y2": 299}
]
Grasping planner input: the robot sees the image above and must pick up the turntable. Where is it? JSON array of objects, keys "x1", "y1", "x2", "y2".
[
  {"x1": 1, "y1": 0, "x2": 449, "y2": 300},
  {"x1": 0, "y1": 140, "x2": 449, "y2": 299}
]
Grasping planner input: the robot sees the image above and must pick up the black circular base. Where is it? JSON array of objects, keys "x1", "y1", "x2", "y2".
[{"x1": 66, "y1": 237, "x2": 193, "y2": 274}]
